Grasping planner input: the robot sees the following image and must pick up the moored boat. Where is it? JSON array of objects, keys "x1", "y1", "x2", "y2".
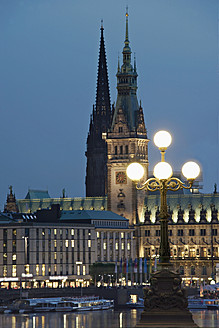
[
  {"x1": 188, "y1": 297, "x2": 219, "y2": 310},
  {"x1": 5, "y1": 296, "x2": 114, "y2": 313}
]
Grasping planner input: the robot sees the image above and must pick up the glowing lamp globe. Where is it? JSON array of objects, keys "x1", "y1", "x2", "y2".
[
  {"x1": 182, "y1": 161, "x2": 200, "y2": 180},
  {"x1": 154, "y1": 130, "x2": 172, "y2": 149},
  {"x1": 153, "y1": 162, "x2": 173, "y2": 180},
  {"x1": 126, "y1": 163, "x2": 144, "y2": 181}
]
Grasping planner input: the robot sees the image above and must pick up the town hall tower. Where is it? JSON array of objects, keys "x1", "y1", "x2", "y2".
[{"x1": 106, "y1": 11, "x2": 149, "y2": 224}]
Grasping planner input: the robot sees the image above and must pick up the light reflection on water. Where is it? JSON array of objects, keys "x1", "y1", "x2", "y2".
[{"x1": 1, "y1": 309, "x2": 219, "y2": 328}]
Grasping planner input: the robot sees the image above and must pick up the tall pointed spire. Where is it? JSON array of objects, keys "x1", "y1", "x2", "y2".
[
  {"x1": 111, "y1": 9, "x2": 141, "y2": 131},
  {"x1": 85, "y1": 23, "x2": 112, "y2": 197},
  {"x1": 125, "y1": 7, "x2": 129, "y2": 46},
  {"x1": 95, "y1": 21, "x2": 111, "y2": 127}
]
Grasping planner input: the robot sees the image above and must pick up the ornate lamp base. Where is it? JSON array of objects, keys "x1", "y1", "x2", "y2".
[{"x1": 136, "y1": 269, "x2": 198, "y2": 328}]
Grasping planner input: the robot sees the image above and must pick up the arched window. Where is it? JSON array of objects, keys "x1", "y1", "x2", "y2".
[{"x1": 115, "y1": 146, "x2": 117, "y2": 155}]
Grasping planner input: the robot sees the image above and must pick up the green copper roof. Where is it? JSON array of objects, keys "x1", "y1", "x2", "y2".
[
  {"x1": 17, "y1": 197, "x2": 107, "y2": 214},
  {"x1": 25, "y1": 189, "x2": 50, "y2": 200},
  {"x1": 61, "y1": 210, "x2": 128, "y2": 221}
]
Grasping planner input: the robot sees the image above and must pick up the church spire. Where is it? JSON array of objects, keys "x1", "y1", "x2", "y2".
[
  {"x1": 95, "y1": 21, "x2": 111, "y2": 124},
  {"x1": 85, "y1": 23, "x2": 111, "y2": 197}
]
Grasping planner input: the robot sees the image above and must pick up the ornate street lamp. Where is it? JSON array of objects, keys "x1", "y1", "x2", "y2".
[{"x1": 127, "y1": 130, "x2": 200, "y2": 328}]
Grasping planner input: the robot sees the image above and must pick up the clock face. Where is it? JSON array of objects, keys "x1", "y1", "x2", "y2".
[{"x1": 116, "y1": 171, "x2": 127, "y2": 184}]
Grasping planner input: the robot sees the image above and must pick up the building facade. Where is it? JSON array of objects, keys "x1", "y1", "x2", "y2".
[
  {"x1": 137, "y1": 193, "x2": 219, "y2": 285},
  {"x1": 0, "y1": 206, "x2": 134, "y2": 289}
]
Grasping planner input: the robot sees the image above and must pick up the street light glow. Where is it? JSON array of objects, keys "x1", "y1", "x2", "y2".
[
  {"x1": 182, "y1": 161, "x2": 200, "y2": 180},
  {"x1": 154, "y1": 130, "x2": 172, "y2": 149},
  {"x1": 153, "y1": 162, "x2": 173, "y2": 180},
  {"x1": 126, "y1": 162, "x2": 144, "y2": 181}
]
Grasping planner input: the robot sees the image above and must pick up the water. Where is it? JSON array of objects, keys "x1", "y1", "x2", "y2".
[{"x1": 0, "y1": 309, "x2": 218, "y2": 328}]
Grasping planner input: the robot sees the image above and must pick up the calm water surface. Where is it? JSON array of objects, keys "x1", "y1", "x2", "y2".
[{"x1": 0, "y1": 309, "x2": 218, "y2": 328}]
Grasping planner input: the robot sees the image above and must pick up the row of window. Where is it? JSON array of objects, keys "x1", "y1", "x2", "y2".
[
  {"x1": 99, "y1": 241, "x2": 131, "y2": 251},
  {"x1": 97, "y1": 232, "x2": 130, "y2": 239},
  {"x1": 2, "y1": 228, "x2": 93, "y2": 239},
  {"x1": 179, "y1": 265, "x2": 207, "y2": 276},
  {"x1": 94, "y1": 220, "x2": 128, "y2": 227},
  {"x1": 115, "y1": 145, "x2": 128, "y2": 155},
  {"x1": 145, "y1": 247, "x2": 218, "y2": 258},
  {"x1": 2, "y1": 263, "x2": 87, "y2": 277},
  {"x1": 145, "y1": 229, "x2": 217, "y2": 237}
]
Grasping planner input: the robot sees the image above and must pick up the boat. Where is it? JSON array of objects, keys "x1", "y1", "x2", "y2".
[
  {"x1": 76, "y1": 298, "x2": 114, "y2": 311},
  {"x1": 126, "y1": 297, "x2": 144, "y2": 308},
  {"x1": 188, "y1": 297, "x2": 219, "y2": 310},
  {"x1": 5, "y1": 296, "x2": 114, "y2": 313}
]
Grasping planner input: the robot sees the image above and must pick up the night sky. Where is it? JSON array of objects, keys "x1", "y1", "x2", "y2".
[{"x1": 0, "y1": 0, "x2": 218, "y2": 208}]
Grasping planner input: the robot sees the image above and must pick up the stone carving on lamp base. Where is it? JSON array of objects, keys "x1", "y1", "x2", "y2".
[{"x1": 136, "y1": 269, "x2": 198, "y2": 328}]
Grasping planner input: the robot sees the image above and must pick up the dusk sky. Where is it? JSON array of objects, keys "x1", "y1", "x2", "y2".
[{"x1": 0, "y1": 0, "x2": 218, "y2": 208}]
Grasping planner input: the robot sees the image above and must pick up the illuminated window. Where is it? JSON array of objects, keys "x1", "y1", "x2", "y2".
[
  {"x1": 127, "y1": 243, "x2": 130, "y2": 250},
  {"x1": 189, "y1": 248, "x2": 196, "y2": 257},
  {"x1": 116, "y1": 242, "x2": 118, "y2": 250},
  {"x1": 83, "y1": 265, "x2": 86, "y2": 275},
  {"x1": 121, "y1": 232, "x2": 124, "y2": 239},
  {"x1": 54, "y1": 240, "x2": 57, "y2": 247},
  {"x1": 77, "y1": 265, "x2": 80, "y2": 276},
  {"x1": 36, "y1": 264, "x2": 39, "y2": 275},
  {"x1": 60, "y1": 230, "x2": 62, "y2": 235},
  {"x1": 71, "y1": 229, "x2": 74, "y2": 236},
  {"x1": 42, "y1": 264, "x2": 45, "y2": 276},
  {"x1": 3, "y1": 266, "x2": 7, "y2": 277},
  {"x1": 13, "y1": 229, "x2": 16, "y2": 236},
  {"x1": 97, "y1": 232, "x2": 100, "y2": 238},
  {"x1": 25, "y1": 264, "x2": 29, "y2": 274},
  {"x1": 122, "y1": 243, "x2": 124, "y2": 250},
  {"x1": 103, "y1": 242, "x2": 106, "y2": 250},
  {"x1": 202, "y1": 248, "x2": 207, "y2": 257},
  {"x1": 54, "y1": 229, "x2": 57, "y2": 235},
  {"x1": 88, "y1": 240, "x2": 91, "y2": 248},
  {"x1": 71, "y1": 240, "x2": 74, "y2": 247},
  {"x1": 12, "y1": 254, "x2": 16, "y2": 261},
  {"x1": 54, "y1": 252, "x2": 57, "y2": 260},
  {"x1": 3, "y1": 253, "x2": 7, "y2": 258},
  {"x1": 12, "y1": 265, "x2": 16, "y2": 277},
  {"x1": 65, "y1": 240, "x2": 69, "y2": 247}
]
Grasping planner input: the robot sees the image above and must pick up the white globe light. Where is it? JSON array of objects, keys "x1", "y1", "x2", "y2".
[
  {"x1": 182, "y1": 161, "x2": 200, "y2": 180},
  {"x1": 153, "y1": 162, "x2": 173, "y2": 180},
  {"x1": 154, "y1": 130, "x2": 172, "y2": 149},
  {"x1": 126, "y1": 163, "x2": 144, "y2": 181}
]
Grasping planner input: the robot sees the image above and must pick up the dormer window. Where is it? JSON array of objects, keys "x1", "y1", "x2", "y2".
[{"x1": 119, "y1": 127, "x2": 123, "y2": 133}]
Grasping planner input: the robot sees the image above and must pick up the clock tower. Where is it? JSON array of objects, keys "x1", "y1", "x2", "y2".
[{"x1": 106, "y1": 11, "x2": 149, "y2": 224}]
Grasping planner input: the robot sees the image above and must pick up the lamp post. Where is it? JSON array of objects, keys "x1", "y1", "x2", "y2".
[{"x1": 127, "y1": 130, "x2": 200, "y2": 328}]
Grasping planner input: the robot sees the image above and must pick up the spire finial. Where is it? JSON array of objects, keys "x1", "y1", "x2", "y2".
[
  {"x1": 125, "y1": 6, "x2": 129, "y2": 44},
  {"x1": 101, "y1": 19, "x2": 104, "y2": 30}
]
